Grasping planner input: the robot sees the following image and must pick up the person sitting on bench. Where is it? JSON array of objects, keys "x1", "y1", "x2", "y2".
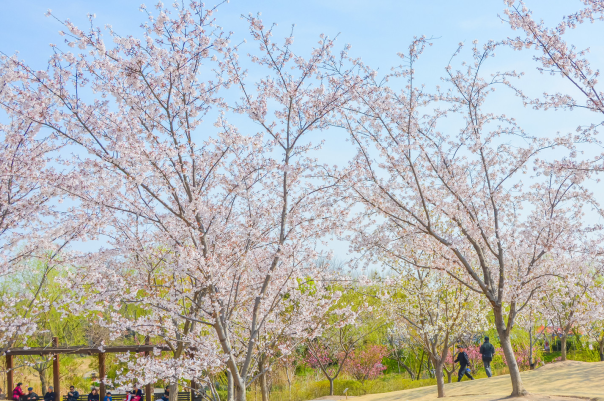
[
  {"x1": 44, "y1": 386, "x2": 55, "y2": 401},
  {"x1": 25, "y1": 388, "x2": 39, "y2": 401},
  {"x1": 87, "y1": 388, "x2": 99, "y2": 401},
  {"x1": 126, "y1": 386, "x2": 142, "y2": 401},
  {"x1": 66, "y1": 387, "x2": 79, "y2": 401},
  {"x1": 160, "y1": 387, "x2": 169, "y2": 401}
]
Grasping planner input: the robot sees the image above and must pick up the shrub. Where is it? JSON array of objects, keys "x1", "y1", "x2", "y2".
[{"x1": 343, "y1": 345, "x2": 389, "y2": 383}]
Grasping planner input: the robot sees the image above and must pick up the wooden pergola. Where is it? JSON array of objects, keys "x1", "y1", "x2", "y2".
[{"x1": 5, "y1": 338, "x2": 171, "y2": 401}]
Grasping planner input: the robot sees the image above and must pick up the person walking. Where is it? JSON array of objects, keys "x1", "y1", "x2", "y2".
[
  {"x1": 454, "y1": 345, "x2": 475, "y2": 382},
  {"x1": 43, "y1": 386, "x2": 55, "y2": 401},
  {"x1": 479, "y1": 336, "x2": 496, "y2": 378}
]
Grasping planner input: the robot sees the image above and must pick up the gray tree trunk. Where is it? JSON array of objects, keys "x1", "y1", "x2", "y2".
[
  {"x1": 494, "y1": 307, "x2": 528, "y2": 397},
  {"x1": 399, "y1": 362, "x2": 415, "y2": 380},
  {"x1": 226, "y1": 371, "x2": 234, "y2": 401},
  {"x1": 560, "y1": 333, "x2": 568, "y2": 361},
  {"x1": 259, "y1": 361, "x2": 269, "y2": 401},
  {"x1": 234, "y1": 381, "x2": 245, "y2": 401},
  {"x1": 169, "y1": 383, "x2": 178, "y2": 401},
  {"x1": 435, "y1": 360, "x2": 445, "y2": 398},
  {"x1": 38, "y1": 369, "x2": 48, "y2": 395}
]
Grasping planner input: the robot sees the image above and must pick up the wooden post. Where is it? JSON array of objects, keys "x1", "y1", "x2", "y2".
[
  {"x1": 6, "y1": 354, "x2": 13, "y2": 396},
  {"x1": 52, "y1": 337, "x2": 60, "y2": 401},
  {"x1": 144, "y1": 337, "x2": 152, "y2": 401},
  {"x1": 190, "y1": 381, "x2": 196, "y2": 401},
  {"x1": 99, "y1": 353, "x2": 106, "y2": 401}
]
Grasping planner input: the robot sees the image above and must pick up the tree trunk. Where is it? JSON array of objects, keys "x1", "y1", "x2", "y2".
[
  {"x1": 560, "y1": 333, "x2": 567, "y2": 361},
  {"x1": 599, "y1": 338, "x2": 604, "y2": 361},
  {"x1": 169, "y1": 383, "x2": 179, "y2": 401},
  {"x1": 435, "y1": 361, "x2": 445, "y2": 398},
  {"x1": 427, "y1": 360, "x2": 435, "y2": 378},
  {"x1": 529, "y1": 327, "x2": 534, "y2": 369},
  {"x1": 259, "y1": 374, "x2": 269, "y2": 401},
  {"x1": 284, "y1": 366, "x2": 292, "y2": 400},
  {"x1": 399, "y1": 361, "x2": 415, "y2": 380},
  {"x1": 234, "y1": 382, "x2": 246, "y2": 401},
  {"x1": 416, "y1": 350, "x2": 424, "y2": 381},
  {"x1": 259, "y1": 356, "x2": 270, "y2": 401},
  {"x1": 38, "y1": 368, "x2": 48, "y2": 395},
  {"x1": 227, "y1": 371, "x2": 234, "y2": 401},
  {"x1": 328, "y1": 378, "x2": 334, "y2": 396},
  {"x1": 494, "y1": 308, "x2": 528, "y2": 397}
]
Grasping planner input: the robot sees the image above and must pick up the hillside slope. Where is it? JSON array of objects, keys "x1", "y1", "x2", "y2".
[{"x1": 351, "y1": 361, "x2": 604, "y2": 401}]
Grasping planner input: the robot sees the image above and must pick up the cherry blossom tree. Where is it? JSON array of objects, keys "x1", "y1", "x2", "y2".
[
  {"x1": 384, "y1": 261, "x2": 487, "y2": 398},
  {"x1": 539, "y1": 250, "x2": 604, "y2": 361},
  {"x1": 305, "y1": 292, "x2": 381, "y2": 396},
  {"x1": 0, "y1": 3, "x2": 362, "y2": 400},
  {"x1": 504, "y1": 0, "x2": 604, "y2": 172},
  {"x1": 385, "y1": 330, "x2": 417, "y2": 379},
  {"x1": 336, "y1": 38, "x2": 593, "y2": 396},
  {"x1": 0, "y1": 67, "x2": 88, "y2": 356}
]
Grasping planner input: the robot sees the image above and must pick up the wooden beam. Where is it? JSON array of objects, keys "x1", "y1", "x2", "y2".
[
  {"x1": 6, "y1": 345, "x2": 171, "y2": 356},
  {"x1": 6, "y1": 354, "x2": 13, "y2": 397},
  {"x1": 99, "y1": 353, "x2": 106, "y2": 401},
  {"x1": 53, "y1": 337, "x2": 60, "y2": 401}
]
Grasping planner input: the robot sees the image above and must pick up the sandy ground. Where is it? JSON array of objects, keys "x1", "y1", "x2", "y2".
[{"x1": 313, "y1": 361, "x2": 604, "y2": 401}]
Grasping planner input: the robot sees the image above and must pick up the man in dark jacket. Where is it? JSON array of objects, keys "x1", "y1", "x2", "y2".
[
  {"x1": 25, "y1": 388, "x2": 39, "y2": 401},
  {"x1": 43, "y1": 386, "x2": 55, "y2": 401},
  {"x1": 66, "y1": 387, "x2": 79, "y2": 401},
  {"x1": 454, "y1": 345, "x2": 475, "y2": 382},
  {"x1": 479, "y1": 336, "x2": 496, "y2": 378}
]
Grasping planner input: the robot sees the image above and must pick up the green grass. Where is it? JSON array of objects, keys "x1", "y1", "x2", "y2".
[
  {"x1": 541, "y1": 350, "x2": 601, "y2": 363},
  {"x1": 246, "y1": 374, "x2": 437, "y2": 401}
]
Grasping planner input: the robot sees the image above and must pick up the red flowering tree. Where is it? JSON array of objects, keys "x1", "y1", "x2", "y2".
[{"x1": 343, "y1": 344, "x2": 388, "y2": 383}]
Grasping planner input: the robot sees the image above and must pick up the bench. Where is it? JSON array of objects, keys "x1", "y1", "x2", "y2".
[{"x1": 62, "y1": 392, "x2": 199, "y2": 401}]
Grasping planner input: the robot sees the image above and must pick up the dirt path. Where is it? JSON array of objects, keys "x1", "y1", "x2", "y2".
[{"x1": 329, "y1": 361, "x2": 604, "y2": 401}]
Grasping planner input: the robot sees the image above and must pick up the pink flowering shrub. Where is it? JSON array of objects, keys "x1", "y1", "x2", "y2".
[
  {"x1": 343, "y1": 345, "x2": 388, "y2": 383},
  {"x1": 497, "y1": 344, "x2": 540, "y2": 370},
  {"x1": 304, "y1": 345, "x2": 338, "y2": 370},
  {"x1": 464, "y1": 345, "x2": 482, "y2": 368}
]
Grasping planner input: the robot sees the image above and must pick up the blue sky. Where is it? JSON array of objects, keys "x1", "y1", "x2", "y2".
[{"x1": 2, "y1": 0, "x2": 603, "y2": 260}]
